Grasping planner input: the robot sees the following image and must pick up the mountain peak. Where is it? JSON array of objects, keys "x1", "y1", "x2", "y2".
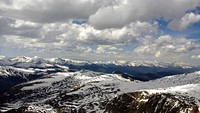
[
  {"x1": 10, "y1": 56, "x2": 33, "y2": 62},
  {"x1": 0, "y1": 55, "x2": 5, "y2": 60}
]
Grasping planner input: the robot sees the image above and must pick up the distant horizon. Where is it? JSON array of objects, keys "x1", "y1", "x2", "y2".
[{"x1": 1, "y1": 54, "x2": 199, "y2": 66}]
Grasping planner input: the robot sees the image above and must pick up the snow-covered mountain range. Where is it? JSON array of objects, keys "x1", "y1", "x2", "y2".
[
  {"x1": 0, "y1": 55, "x2": 199, "y2": 80},
  {"x1": 0, "y1": 55, "x2": 200, "y2": 113},
  {"x1": 0, "y1": 55, "x2": 195, "y2": 68}
]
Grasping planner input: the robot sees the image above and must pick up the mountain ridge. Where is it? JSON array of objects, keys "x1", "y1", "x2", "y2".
[
  {"x1": 0, "y1": 55, "x2": 198, "y2": 68},
  {"x1": 0, "y1": 56, "x2": 199, "y2": 78}
]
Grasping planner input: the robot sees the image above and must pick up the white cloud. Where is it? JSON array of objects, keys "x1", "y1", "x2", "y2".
[
  {"x1": 96, "y1": 45, "x2": 122, "y2": 54},
  {"x1": 1, "y1": 17, "x2": 157, "y2": 54},
  {"x1": 0, "y1": 17, "x2": 41, "y2": 38},
  {"x1": 54, "y1": 21, "x2": 157, "y2": 46},
  {"x1": 5, "y1": 35, "x2": 43, "y2": 48},
  {"x1": 134, "y1": 35, "x2": 198, "y2": 57},
  {"x1": 89, "y1": 0, "x2": 200, "y2": 29},
  {"x1": 10, "y1": 19, "x2": 40, "y2": 28},
  {"x1": 1, "y1": 0, "x2": 199, "y2": 30},
  {"x1": 76, "y1": 46, "x2": 93, "y2": 53},
  {"x1": 191, "y1": 55, "x2": 200, "y2": 59},
  {"x1": 0, "y1": 0, "x2": 118, "y2": 23},
  {"x1": 168, "y1": 13, "x2": 200, "y2": 31}
]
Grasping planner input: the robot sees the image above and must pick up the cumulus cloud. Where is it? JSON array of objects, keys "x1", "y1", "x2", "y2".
[
  {"x1": 134, "y1": 35, "x2": 199, "y2": 57},
  {"x1": 0, "y1": 0, "x2": 118, "y2": 23},
  {"x1": 10, "y1": 19, "x2": 40, "y2": 28},
  {"x1": 0, "y1": 17, "x2": 41, "y2": 38},
  {"x1": 1, "y1": 0, "x2": 199, "y2": 30},
  {"x1": 1, "y1": 16, "x2": 157, "y2": 54},
  {"x1": 96, "y1": 45, "x2": 123, "y2": 54},
  {"x1": 89, "y1": 0, "x2": 200, "y2": 29},
  {"x1": 0, "y1": 0, "x2": 200, "y2": 64},
  {"x1": 59, "y1": 21, "x2": 157, "y2": 45},
  {"x1": 191, "y1": 55, "x2": 200, "y2": 59},
  {"x1": 168, "y1": 13, "x2": 200, "y2": 31}
]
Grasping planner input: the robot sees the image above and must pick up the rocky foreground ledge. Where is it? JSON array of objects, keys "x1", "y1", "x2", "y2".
[
  {"x1": 2, "y1": 91, "x2": 199, "y2": 113},
  {"x1": 105, "y1": 91, "x2": 199, "y2": 113}
]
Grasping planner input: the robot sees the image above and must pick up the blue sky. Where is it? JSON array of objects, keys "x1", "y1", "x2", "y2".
[
  {"x1": 157, "y1": 18, "x2": 200, "y2": 39},
  {"x1": 0, "y1": 0, "x2": 200, "y2": 65}
]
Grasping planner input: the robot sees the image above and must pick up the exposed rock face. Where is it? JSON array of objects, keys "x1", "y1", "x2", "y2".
[{"x1": 105, "y1": 91, "x2": 199, "y2": 113}]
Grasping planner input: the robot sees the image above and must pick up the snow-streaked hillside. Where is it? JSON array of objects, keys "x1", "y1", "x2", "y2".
[
  {"x1": 0, "y1": 70, "x2": 132, "y2": 112},
  {"x1": 0, "y1": 66, "x2": 35, "y2": 77},
  {"x1": 0, "y1": 70, "x2": 200, "y2": 112},
  {"x1": 119, "y1": 71, "x2": 200, "y2": 105},
  {"x1": 0, "y1": 64, "x2": 69, "y2": 93}
]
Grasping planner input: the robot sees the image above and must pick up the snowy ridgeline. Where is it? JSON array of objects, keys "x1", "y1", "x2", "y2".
[
  {"x1": 0, "y1": 55, "x2": 196, "y2": 68},
  {"x1": 0, "y1": 55, "x2": 199, "y2": 82},
  {"x1": 0, "y1": 69, "x2": 200, "y2": 112}
]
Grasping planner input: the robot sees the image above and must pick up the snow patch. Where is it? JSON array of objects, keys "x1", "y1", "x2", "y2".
[{"x1": 21, "y1": 72, "x2": 75, "y2": 90}]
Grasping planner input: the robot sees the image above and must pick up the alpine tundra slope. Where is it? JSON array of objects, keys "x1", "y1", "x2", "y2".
[{"x1": 0, "y1": 70, "x2": 200, "y2": 112}]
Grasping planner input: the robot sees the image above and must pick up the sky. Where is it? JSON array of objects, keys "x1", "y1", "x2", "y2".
[{"x1": 0, "y1": 0, "x2": 200, "y2": 65}]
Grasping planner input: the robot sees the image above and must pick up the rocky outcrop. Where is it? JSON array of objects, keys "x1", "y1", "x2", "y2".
[{"x1": 105, "y1": 91, "x2": 199, "y2": 113}]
